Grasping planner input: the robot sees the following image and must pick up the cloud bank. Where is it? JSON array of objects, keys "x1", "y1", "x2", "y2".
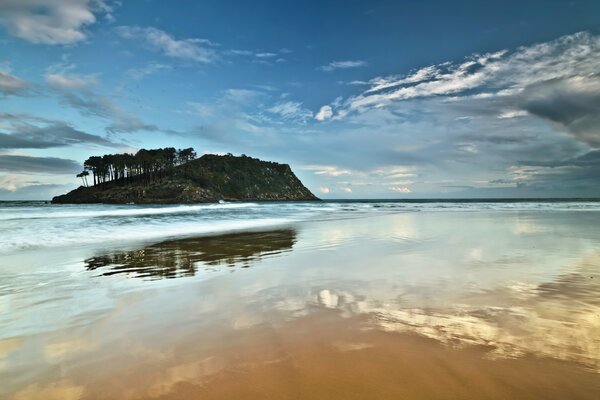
[{"x1": 0, "y1": 0, "x2": 114, "y2": 45}]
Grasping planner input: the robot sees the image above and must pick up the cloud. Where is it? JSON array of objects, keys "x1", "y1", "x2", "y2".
[
  {"x1": 0, "y1": 112, "x2": 118, "y2": 148},
  {"x1": 320, "y1": 31, "x2": 600, "y2": 195},
  {"x1": 301, "y1": 165, "x2": 351, "y2": 177},
  {"x1": 497, "y1": 110, "x2": 528, "y2": 119},
  {"x1": 0, "y1": 180, "x2": 74, "y2": 200},
  {"x1": 342, "y1": 32, "x2": 600, "y2": 122},
  {"x1": 0, "y1": 0, "x2": 113, "y2": 45},
  {"x1": 0, "y1": 71, "x2": 28, "y2": 95},
  {"x1": 221, "y1": 88, "x2": 266, "y2": 105},
  {"x1": 503, "y1": 153, "x2": 600, "y2": 196},
  {"x1": 267, "y1": 101, "x2": 313, "y2": 124},
  {"x1": 43, "y1": 58, "x2": 99, "y2": 90},
  {"x1": 520, "y1": 150, "x2": 600, "y2": 168},
  {"x1": 388, "y1": 186, "x2": 412, "y2": 193},
  {"x1": 116, "y1": 26, "x2": 218, "y2": 63},
  {"x1": 227, "y1": 49, "x2": 253, "y2": 56},
  {"x1": 319, "y1": 60, "x2": 368, "y2": 72},
  {"x1": 519, "y1": 75, "x2": 600, "y2": 147},
  {"x1": 319, "y1": 186, "x2": 330, "y2": 194},
  {"x1": 372, "y1": 166, "x2": 416, "y2": 179},
  {"x1": 42, "y1": 61, "x2": 177, "y2": 136},
  {"x1": 255, "y1": 52, "x2": 277, "y2": 58},
  {"x1": 125, "y1": 63, "x2": 171, "y2": 81},
  {"x1": 315, "y1": 105, "x2": 333, "y2": 121},
  {"x1": 173, "y1": 32, "x2": 600, "y2": 197},
  {"x1": 45, "y1": 72, "x2": 97, "y2": 90},
  {"x1": 460, "y1": 133, "x2": 535, "y2": 145},
  {"x1": 365, "y1": 65, "x2": 443, "y2": 93},
  {"x1": 179, "y1": 88, "x2": 277, "y2": 144},
  {"x1": 0, "y1": 155, "x2": 80, "y2": 174},
  {"x1": 61, "y1": 92, "x2": 159, "y2": 133},
  {"x1": 225, "y1": 49, "x2": 289, "y2": 64}
]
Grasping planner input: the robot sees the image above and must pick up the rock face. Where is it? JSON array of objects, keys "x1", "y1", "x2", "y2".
[{"x1": 52, "y1": 154, "x2": 319, "y2": 204}]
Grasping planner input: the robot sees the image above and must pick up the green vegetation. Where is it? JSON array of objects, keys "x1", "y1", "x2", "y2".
[
  {"x1": 55, "y1": 150, "x2": 318, "y2": 204},
  {"x1": 79, "y1": 147, "x2": 197, "y2": 186}
]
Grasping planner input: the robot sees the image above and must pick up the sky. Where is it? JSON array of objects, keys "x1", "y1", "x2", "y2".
[{"x1": 0, "y1": 0, "x2": 600, "y2": 200}]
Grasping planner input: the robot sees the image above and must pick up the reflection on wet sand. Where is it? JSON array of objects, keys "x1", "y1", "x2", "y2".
[
  {"x1": 303, "y1": 257, "x2": 600, "y2": 373},
  {"x1": 139, "y1": 314, "x2": 600, "y2": 400},
  {"x1": 84, "y1": 229, "x2": 297, "y2": 279},
  {"x1": 14, "y1": 312, "x2": 600, "y2": 400},
  {"x1": 3, "y1": 211, "x2": 600, "y2": 399}
]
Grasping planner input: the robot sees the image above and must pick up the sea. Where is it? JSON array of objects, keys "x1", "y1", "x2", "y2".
[{"x1": 2, "y1": 199, "x2": 600, "y2": 256}]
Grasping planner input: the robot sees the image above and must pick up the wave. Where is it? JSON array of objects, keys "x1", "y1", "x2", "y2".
[
  {"x1": 0, "y1": 203, "x2": 260, "y2": 221},
  {"x1": 0, "y1": 217, "x2": 293, "y2": 255},
  {"x1": 2, "y1": 200, "x2": 600, "y2": 256}
]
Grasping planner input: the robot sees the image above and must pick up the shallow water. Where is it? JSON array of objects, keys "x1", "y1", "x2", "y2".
[{"x1": 1, "y1": 201, "x2": 600, "y2": 399}]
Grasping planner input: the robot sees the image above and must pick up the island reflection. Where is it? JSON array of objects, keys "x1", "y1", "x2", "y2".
[{"x1": 84, "y1": 229, "x2": 297, "y2": 280}]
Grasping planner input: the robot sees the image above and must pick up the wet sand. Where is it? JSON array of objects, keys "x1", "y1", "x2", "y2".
[
  {"x1": 7, "y1": 312, "x2": 600, "y2": 400},
  {"x1": 2, "y1": 210, "x2": 600, "y2": 399}
]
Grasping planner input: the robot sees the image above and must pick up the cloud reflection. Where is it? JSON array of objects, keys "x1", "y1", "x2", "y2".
[{"x1": 306, "y1": 254, "x2": 600, "y2": 372}]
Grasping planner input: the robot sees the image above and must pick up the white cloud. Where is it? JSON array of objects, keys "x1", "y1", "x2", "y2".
[
  {"x1": 43, "y1": 60, "x2": 98, "y2": 90},
  {"x1": 227, "y1": 49, "x2": 253, "y2": 56},
  {"x1": 185, "y1": 102, "x2": 216, "y2": 118},
  {"x1": 0, "y1": 0, "x2": 113, "y2": 45},
  {"x1": 116, "y1": 26, "x2": 218, "y2": 63},
  {"x1": 0, "y1": 175, "x2": 19, "y2": 191},
  {"x1": 319, "y1": 186, "x2": 330, "y2": 194},
  {"x1": 222, "y1": 88, "x2": 266, "y2": 105},
  {"x1": 45, "y1": 72, "x2": 97, "y2": 90},
  {"x1": 255, "y1": 52, "x2": 277, "y2": 58},
  {"x1": 342, "y1": 187, "x2": 352, "y2": 193},
  {"x1": 226, "y1": 49, "x2": 288, "y2": 64},
  {"x1": 372, "y1": 166, "x2": 416, "y2": 179},
  {"x1": 267, "y1": 101, "x2": 313, "y2": 123},
  {"x1": 497, "y1": 110, "x2": 528, "y2": 119},
  {"x1": 125, "y1": 63, "x2": 171, "y2": 81},
  {"x1": 343, "y1": 80, "x2": 369, "y2": 86},
  {"x1": 365, "y1": 65, "x2": 441, "y2": 94},
  {"x1": 388, "y1": 186, "x2": 412, "y2": 193},
  {"x1": 315, "y1": 105, "x2": 333, "y2": 121},
  {"x1": 319, "y1": 60, "x2": 368, "y2": 72},
  {"x1": 0, "y1": 71, "x2": 28, "y2": 95},
  {"x1": 341, "y1": 32, "x2": 600, "y2": 117},
  {"x1": 301, "y1": 165, "x2": 352, "y2": 177}
]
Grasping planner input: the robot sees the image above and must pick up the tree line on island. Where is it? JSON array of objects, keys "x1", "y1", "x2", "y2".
[{"x1": 77, "y1": 147, "x2": 197, "y2": 187}]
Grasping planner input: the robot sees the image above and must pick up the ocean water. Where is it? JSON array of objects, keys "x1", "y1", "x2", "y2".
[
  {"x1": 1, "y1": 199, "x2": 600, "y2": 256},
  {"x1": 2, "y1": 200, "x2": 600, "y2": 399}
]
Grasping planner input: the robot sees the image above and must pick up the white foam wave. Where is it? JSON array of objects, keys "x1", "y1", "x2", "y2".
[
  {"x1": 0, "y1": 217, "x2": 292, "y2": 255},
  {"x1": 0, "y1": 203, "x2": 260, "y2": 221}
]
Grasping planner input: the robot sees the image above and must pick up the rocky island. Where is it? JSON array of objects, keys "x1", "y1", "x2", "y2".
[{"x1": 51, "y1": 148, "x2": 318, "y2": 204}]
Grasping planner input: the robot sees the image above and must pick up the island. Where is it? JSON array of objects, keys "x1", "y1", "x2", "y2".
[{"x1": 51, "y1": 148, "x2": 318, "y2": 204}]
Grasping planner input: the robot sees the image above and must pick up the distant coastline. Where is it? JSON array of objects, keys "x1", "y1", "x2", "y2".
[{"x1": 3, "y1": 197, "x2": 600, "y2": 204}]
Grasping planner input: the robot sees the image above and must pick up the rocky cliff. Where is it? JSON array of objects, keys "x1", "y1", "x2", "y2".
[{"x1": 51, "y1": 154, "x2": 318, "y2": 204}]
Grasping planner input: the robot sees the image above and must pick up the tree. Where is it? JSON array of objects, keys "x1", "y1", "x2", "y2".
[
  {"x1": 178, "y1": 148, "x2": 197, "y2": 164},
  {"x1": 81, "y1": 170, "x2": 89, "y2": 187},
  {"x1": 76, "y1": 171, "x2": 89, "y2": 187},
  {"x1": 78, "y1": 147, "x2": 197, "y2": 186},
  {"x1": 84, "y1": 156, "x2": 102, "y2": 186}
]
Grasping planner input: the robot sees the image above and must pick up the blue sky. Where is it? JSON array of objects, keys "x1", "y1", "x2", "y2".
[{"x1": 1, "y1": 0, "x2": 600, "y2": 199}]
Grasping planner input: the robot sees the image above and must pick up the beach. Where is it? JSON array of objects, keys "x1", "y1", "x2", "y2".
[{"x1": 1, "y1": 201, "x2": 600, "y2": 399}]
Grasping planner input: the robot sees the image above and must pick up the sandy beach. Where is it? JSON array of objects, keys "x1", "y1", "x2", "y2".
[{"x1": 1, "y1": 203, "x2": 600, "y2": 399}]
